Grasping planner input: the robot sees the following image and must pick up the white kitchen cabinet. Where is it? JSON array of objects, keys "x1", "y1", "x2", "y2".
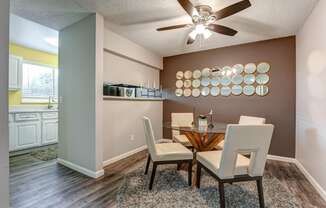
[
  {"x1": 42, "y1": 120, "x2": 58, "y2": 145},
  {"x1": 15, "y1": 121, "x2": 41, "y2": 150},
  {"x1": 9, "y1": 55, "x2": 22, "y2": 91},
  {"x1": 9, "y1": 123, "x2": 16, "y2": 151}
]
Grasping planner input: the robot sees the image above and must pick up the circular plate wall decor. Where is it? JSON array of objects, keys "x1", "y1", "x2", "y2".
[
  {"x1": 243, "y1": 85, "x2": 255, "y2": 96},
  {"x1": 193, "y1": 70, "x2": 201, "y2": 79},
  {"x1": 210, "y1": 87, "x2": 220, "y2": 96},
  {"x1": 256, "y1": 74, "x2": 269, "y2": 85},
  {"x1": 244, "y1": 63, "x2": 257, "y2": 74},
  {"x1": 176, "y1": 71, "x2": 184, "y2": 79},
  {"x1": 221, "y1": 66, "x2": 232, "y2": 76},
  {"x1": 183, "y1": 80, "x2": 192, "y2": 88},
  {"x1": 183, "y1": 88, "x2": 192, "y2": 97},
  {"x1": 211, "y1": 77, "x2": 220, "y2": 86},
  {"x1": 192, "y1": 79, "x2": 201, "y2": 88},
  {"x1": 221, "y1": 86, "x2": 232, "y2": 96},
  {"x1": 256, "y1": 85, "x2": 269, "y2": 96},
  {"x1": 233, "y1": 64, "x2": 244, "y2": 74},
  {"x1": 201, "y1": 87, "x2": 210, "y2": 96},
  {"x1": 257, "y1": 62, "x2": 270, "y2": 73},
  {"x1": 201, "y1": 68, "x2": 211, "y2": 77},
  {"x1": 232, "y1": 85, "x2": 242, "y2": 96},
  {"x1": 231, "y1": 74, "x2": 243, "y2": 85},
  {"x1": 220, "y1": 76, "x2": 232, "y2": 86},
  {"x1": 211, "y1": 68, "x2": 220, "y2": 77},
  {"x1": 192, "y1": 88, "x2": 201, "y2": 97},
  {"x1": 243, "y1": 74, "x2": 255, "y2": 85},
  {"x1": 176, "y1": 80, "x2": 184, "y2": 88},
  {"x1": 184, "y1": 71, "x2": 193, "y2": 79},
  {"x1": 201, "y1": 78, "x2": 210, "y2": 87},
  {"x1": 175, "y1": 89, "x2": 183, "y2": 97}
]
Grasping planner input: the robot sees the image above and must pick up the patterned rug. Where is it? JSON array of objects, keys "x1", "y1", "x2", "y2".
[
  {"x1": 30, "y1": 145, "x2": 58, "y2": 161},
  {"x1": 117, "y1": 165, "x2": 301, "y2": 208}
]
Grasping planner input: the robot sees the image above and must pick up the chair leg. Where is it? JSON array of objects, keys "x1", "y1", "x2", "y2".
[
  {"x1": 188, "y1": 160, "x2": 192, "y2": 186},
  {"x1": 144, "y1": 155, "x2": 151, "y2": 175},
  {"x1": 257, "y1": 177, "x2": 265, "y2": 208},
  {"x1": 219, "y1": 182, "x2": 226, "y2": 208},
  {"x1": 149, "y1": 163, "x2": 157, "y2": 190},
  {"x1": 196, "y1": 162, "x2": 201, "y2": 188},
  {"x1": 177, "y1": 162, "x2": 181, "y2": 170}
]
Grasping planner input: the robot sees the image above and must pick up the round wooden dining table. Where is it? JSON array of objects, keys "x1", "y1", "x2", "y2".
[{"x1": 164, "y1": 122, "x2": 227, "y2": 152}]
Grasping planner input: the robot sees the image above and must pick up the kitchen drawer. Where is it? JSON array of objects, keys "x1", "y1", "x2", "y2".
[
  {"x1": 42, "y1": 112, "x2": 58, "y2": 120},
  {"x1": 15, "y1": 113, "x2": 40, "y2": 122}
]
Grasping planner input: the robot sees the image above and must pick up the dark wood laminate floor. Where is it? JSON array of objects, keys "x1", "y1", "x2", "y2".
[{"x1": 10, "y1": 151, "x2": 326, "y2": 208}]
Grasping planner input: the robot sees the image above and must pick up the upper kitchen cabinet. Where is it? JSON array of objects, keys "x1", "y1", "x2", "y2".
[{"x1": 9, "y1": 54, "x2": 22, "y2": 91}]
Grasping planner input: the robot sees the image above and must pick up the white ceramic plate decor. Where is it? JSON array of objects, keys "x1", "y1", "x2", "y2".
[
  {"x1": 211, "y1": 77, "x2": 220, "y2": 86},
  {"x1": 193, "y1": 70, "x2": 202, "y2": 79},
  {"x1": 201, "y1": 78, "x2": 210, "y2": 87},
  {"x1": 243, "y1": 85, "x2": 255, "y2": 96},
  {"x1": 243, "y1": 74, "x2": 255, "y2": 85},
  {"x1": 192, "y1": 88, "x2": 201, "y2": 97},
  {"x1": 256, "y1": 74, "x2": 269, "y2": 85},
  {"x1": 220, "y1": 76, "x2": 231, "y2": 86},
  {"x1": 176, "y1": 71, "x2": 184, "y2": 79},
  {"x1": 184, "y1": 70, "x2": 193, "y2": 79},
  {"x1": 192, "y1": 79, "x2": 201, "y2": 88},
  {"x1": 211, "y1": 68, "x2": 221, "y2": 77},
  {"x1": 257, "y1": 62, "x2": 270, "y2": 73},
  {"x1": 183, "y1": 80, "x2": 192, "y2": 88},
  {"x1": 233, "y1": 64, "x2": 244, "y2": 74},
  {"x1": 201, "y1": 87, "x2": 210, "y2": 96},
  {"x1": 176, "y1": 80, "x2": 184, "y2": 88},
  {"x1": 231, "y1": 74, "x2": 243, "y2": 85},
  {"x1": 221, "y1": 66, "x2": 233, "y2": 76},
  {"x1": 221, "y1": 86, "x2": 232, "y2": 96},
  {"x1": 232, "y1": 85, "x2": 242, "y2": 96},
  {"x1": 201, "y1": 68, "x2": 211, "y2": 77},
  {"x1": 244, "y1": 63, "x2": 257, "y2": 74},
  {"x1": 210, "y1": 87, "x2": 220, "y2": 96},
  {"x1": 256, "y1": 85, "x2": 269, "y2": 96},
  {"x1": 175, "y1": 89, "x2": 183, "y2": 97},
  {"x1": 183, "y1": 88, "x2": 192, "y2": 97}
]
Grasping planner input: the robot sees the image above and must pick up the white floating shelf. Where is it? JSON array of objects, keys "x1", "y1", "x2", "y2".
[{"x1": 103, "y1": 96, "x2": 164, "y2": 101}]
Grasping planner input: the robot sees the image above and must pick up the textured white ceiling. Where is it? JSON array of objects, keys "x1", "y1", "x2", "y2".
[
  {"x1": 10, "y1": 0, "x2": 319, "y2": 57},
  {"x1": 10, "y1": 14, "x2": 58, "y2": 54}
]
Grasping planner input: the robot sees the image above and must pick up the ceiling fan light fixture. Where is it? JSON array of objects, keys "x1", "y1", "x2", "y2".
[
  {"x1": 203, "y1": 29, "x2": 212, "y2": 39},
  {"x1": 195, "y1": 24, "x2": 206, "y2": 34},
  {"x1": 189, "y1": 30, "x2": 198, "y2": 40}
]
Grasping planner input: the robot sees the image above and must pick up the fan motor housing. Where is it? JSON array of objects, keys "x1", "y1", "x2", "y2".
[{"x1": 193, "y1": 5, "x2": 217, "y2": 24}]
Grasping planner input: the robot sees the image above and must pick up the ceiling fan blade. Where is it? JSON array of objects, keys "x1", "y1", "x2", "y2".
[
  {"x1": 214, "y1": 0, "x2": 251, "y2": 20},
  {"x1": 157, "y1": 24, "x2": 191, "y2": 31},
  {"x1": 177, "y1": 0, "x2": 197, "y2": 17},
  {"x1": 207, "y1": 24, "x2": 238, "y2": 36}
]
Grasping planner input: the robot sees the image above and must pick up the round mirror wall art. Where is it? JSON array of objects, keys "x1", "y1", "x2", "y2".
[
  {"x1": 176, "y1": 80, "x2": 184, "y2": 88},
  {"x1": 243, "y1": 85, "x2": 255, "y2": 96},
  {"x1": 233, "y1": 64, "x2": 244, "y2": 74},
  {"x1": 256, "y1": 85, "x2": 269, "y2": 96},
  {"x1": 176, "y1": 71, "x2": 184, "y2": 79},
  {"x1": 201, "y1": 68, "x2": 211, "y2": 77},
  {"x1": 231, "y1": 74, "x2": 243, "y2": 85},
  {"x1": 210, "y1": 87, "x2": 220, "y2": 96},
  {"x1": 211, "y1": 77, "x2": 220, "y2": 86},
  {"x1": 244, "y1": 63, "x2": 256, "y2": 74},
  {"x1": 184, "y1": 71, "x2": 193, "y2": 79},
  {"x1": 211, "y1": 68, "x2": 220, "y2": 77},
  {"x1": 221, "y1": 86, "x2": 232, "y2": 96},
  {"x1": 192, "y1": 88, "x2": 201, "y2": 97},
  {"x1": 192, "y1": 79, "x2": 201, "y2": 88},
  {"x1": 201, "y1": 87, "x2": 210, "y2": 96},
  {"x1": 257, "y1": 62, "x2": 270, "y2": 73},
  {"x1": 183, "y1": 88, "x2": 191, "y2": 97},
  {"x1": 175, "y1": 89, "x2": 183, "y2": 97},
  {"x1": 256, "y1": 74, "x2": 269, "y2": 85},
  {"x1": 193, "y1": 70, "x2": 201, "y2": 79},
  {"x1": 201, "y1": 78, "x2": 210, "y2": 87},
  {"x1": 244, "y1": 74, "x2": 255, "y2": 85},
  {"x1": 232, "y1": 85, "x2": 242, "y2": 95},
  {"x1": 220, "y1": 76, "x2": 232, "y2": 86},
  {"x1": 184, "y1": 80, "x2": 192, "y2": 88},
  {"x1": 221, "y1": 66, "x2": 233, "y2": 76}
]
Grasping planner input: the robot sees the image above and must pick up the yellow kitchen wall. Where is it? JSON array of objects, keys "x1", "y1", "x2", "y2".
[{"x1": 9, "y1": 43, "x2": 58, "y2": 106}]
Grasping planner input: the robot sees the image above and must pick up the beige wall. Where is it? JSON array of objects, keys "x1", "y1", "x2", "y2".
[
  {"x1": 102, "y1": 28, "x2": 163, "y2": 163},
  {"x1": 0, "y1": 0, "x2": 9, "y2": 207},
  {"x1": 296, "y1": 0, "x2": 326, "y2": 198}
]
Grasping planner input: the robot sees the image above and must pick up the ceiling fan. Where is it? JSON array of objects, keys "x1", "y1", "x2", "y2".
[{"x1": 156, "y1": 0, "x2": 251, "y2": 44}]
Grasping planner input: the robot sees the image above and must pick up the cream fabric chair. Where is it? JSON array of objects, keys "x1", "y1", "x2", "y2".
[
  {"x1": 143, "y1": 116, "x2": 193, "y2": 190},
  {"x1": 197, "y1": 124, "x2": 274, "y2": 208},
  {"x1": 171, "y1": 113, "x2": 193, "y2": 147},
  {"x1": 216, "y1": 115, "x2": 266, "y2": 149}
]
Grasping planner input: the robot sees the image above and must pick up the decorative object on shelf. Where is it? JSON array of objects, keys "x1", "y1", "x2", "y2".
[
  {"x1": 243, "y1": 74, "x2": 255, "y2": 85},
  {"x1": 175, "y1": 89, "x2": 183, "y2": 97},
  {"x1": 256, "y1": 85, "x2": 269, "y2": 96},
  {"x1": 183, "y1": 88, "x2": 192, "y2": 97},
  {"x1": 220, "y1": 76, "x2": 232, "y2": 86},
  {"x1": 256, "y1": 74, "x2": 269, "y2": 85},
  {"x1": 210, "y1": 87, "x2": 220, "y2": 96},
  {"x1": 233, "y1": 64, "x2": 244, "y2": 74},
  {"x1": 201, "y1": 78, "x2": 210, "y2": 87},
  {"x1": 176, "y1": 71, "x2": 184, "y2": 79},
  {"x1": 184, "y1": 70, "x2": 193, "y2": 79},
  {"x1": 201, "y1": 68, "x2": 211, "y2": 77},
  {"x1": 231, "y1": 74, "x2": 243, "y2": 85},
  {"x1": 257, "y1": 62, "x2": 270, "y2": 73},
  {"x1": 221, "y1": 86, "x2": 232, "y2": 96},
  {"x1": 201, "y1": 87, "x2": 210, "y2": 96},
  {"x1": 192, "y1": 79, "x2": 201, "y2": 88},
  {"x1": 176, "y1": 80, "x2": 183, "y2": 88},
  {"x1": 232, "y1": 85, "x2": 243, "y2": 95},
  {"x1": 244, "y1": 63, "x2": 257, "y2": 74},
  {"x1": 192, "y1": 88, "x2": 201, "y2": 97},
  {"x1": 184, "y1": 80, "x2": 192, "y2": 88},
  {"x1": 243, "y1": 85, "x2": 255, "y2": 96},
  {"x1": 211, "y1": 77, "x2": 220, "y2": 86},
  {"x1": 193, "y1": 70, "x2": 201, "y2": 79}
]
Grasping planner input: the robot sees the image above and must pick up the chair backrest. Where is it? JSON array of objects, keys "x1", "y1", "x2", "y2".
[
  {"x1": 239, "y1": 115, "x2": 266, "y2": 125},
  {"x1": 143, "y1": 116, "x2": 157, "y2": 158},
  {"x1": 171, "y1": 113, "x2": 193, "y2": 136},
  {"x1": 219, "y1": 124, "x2": 274, "y2": 179}
]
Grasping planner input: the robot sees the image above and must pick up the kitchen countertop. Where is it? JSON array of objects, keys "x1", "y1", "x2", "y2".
[{"x1": 9, "y1": 106, "x2": 58, "y2": 113}]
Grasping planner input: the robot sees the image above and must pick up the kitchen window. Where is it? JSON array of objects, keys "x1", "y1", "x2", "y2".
[{"x1": 22, "y1": 62, "x2": 58, "y2": 103}]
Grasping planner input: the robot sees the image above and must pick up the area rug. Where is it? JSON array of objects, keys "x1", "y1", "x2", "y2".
[
  {"x1": 30, "y1": 145, "x2": 58, "y2": 161},
  {"x1": 116, "y1": 165, "x2": 301, "y2": 208}
]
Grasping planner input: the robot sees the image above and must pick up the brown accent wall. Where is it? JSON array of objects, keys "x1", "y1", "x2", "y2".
[{"x1": 161, "y1": 36, "x2": 296, "y2": 157}]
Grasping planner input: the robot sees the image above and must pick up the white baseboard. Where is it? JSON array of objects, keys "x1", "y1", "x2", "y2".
[
  {"x1": 267, "y1": 154, "x2": 326, "y2": 202},
  {"x1": 103, "y1": 145, "x2": 147, "y2": 167},
  {"x1": 57, "y1": 158, "x2": 104, "y2": 179}
]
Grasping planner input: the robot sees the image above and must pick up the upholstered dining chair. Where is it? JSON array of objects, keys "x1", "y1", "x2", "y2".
[
  {"x1": 171, "y1": 113, "x2": 194, "y2": 148},
  {"x1": 197, "y1": 124, "x2": 274, "y2": 208},
  {"x1": 143, "y1": 116, "x2": 193, "y2": 190},
  {"x1": 216, "y1": 115, "x2": 266, "y2": 149}
]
